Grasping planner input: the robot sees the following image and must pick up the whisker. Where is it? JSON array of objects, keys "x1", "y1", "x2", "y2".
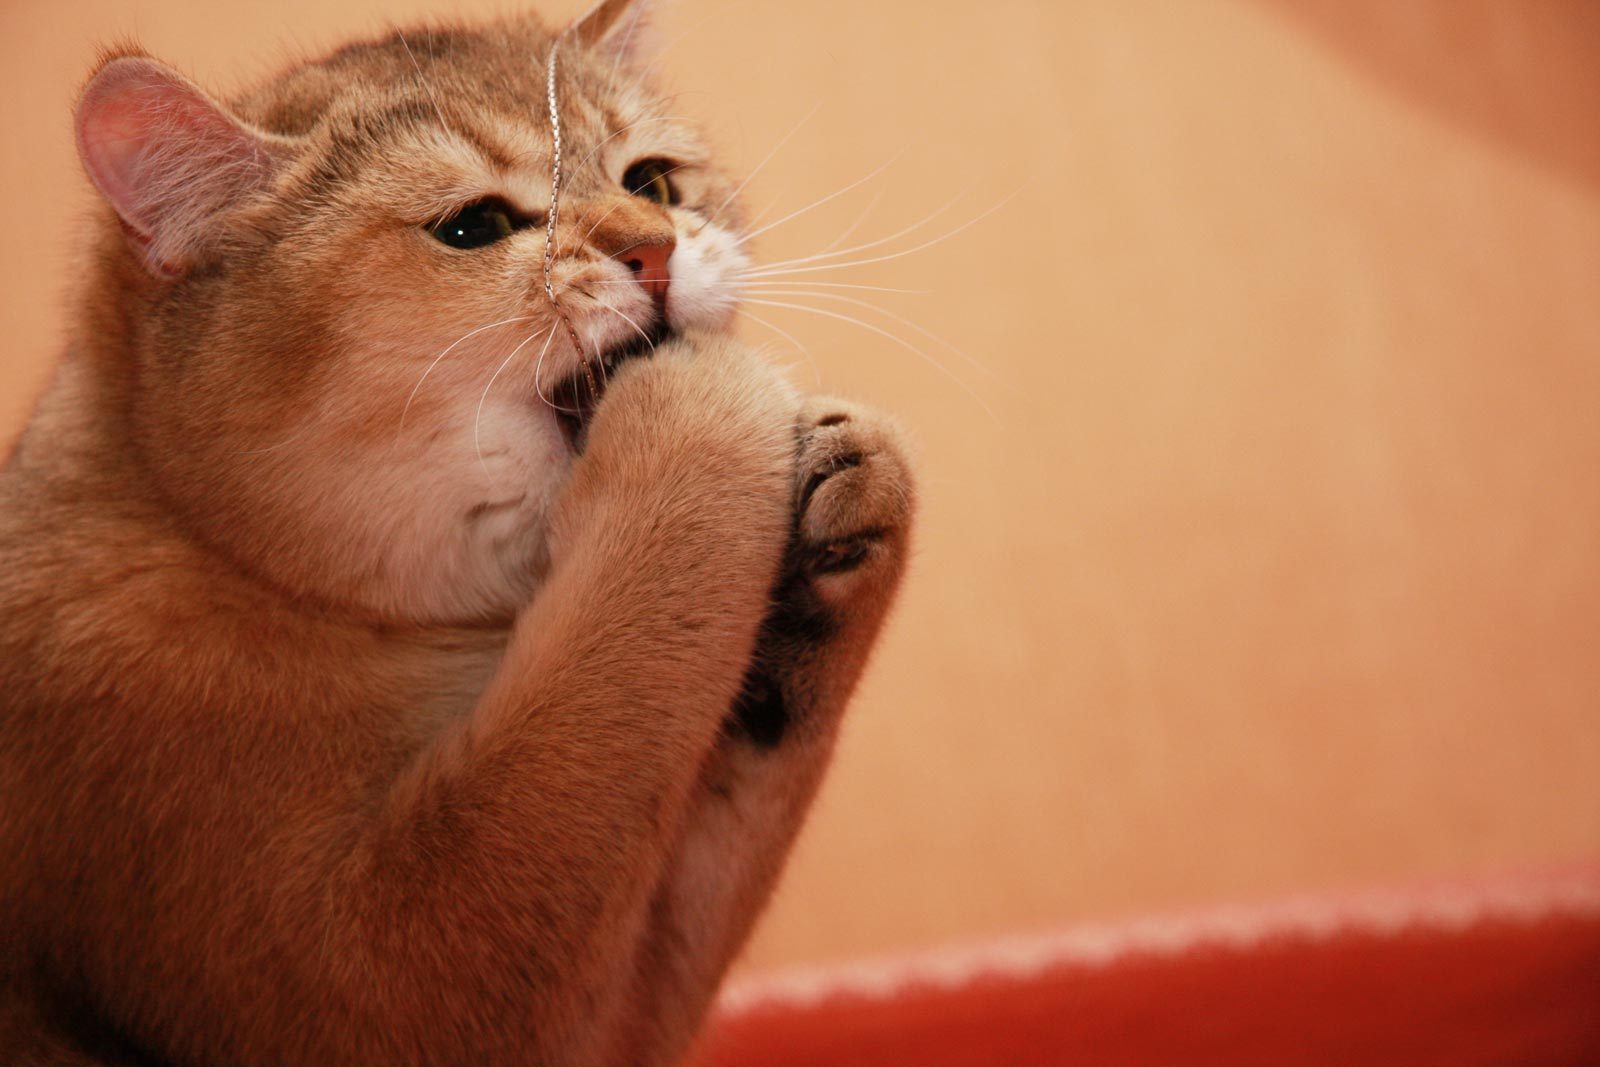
[
  {"x1": 740, "y1": 189, "x2": 1019, "y2": 281},
  {"x1": 744, "y1": 297, "x2": 996, "y2": 419},
  {"x1": 738, "y1": 279, "x2": 928, "y2": 295},
  {"x1": 567, "y1": 115, "x2": 689, "y2": 179},
  {"x1": 734, "y1": 149, "x2": 905, "y2": 248},
  {"x1": 735, "y1": 307, "x2": 820, "y2": 387},
  {"x1": 598, "y1": 303, "x2": 658, "y2": 362},
  {"x1": 532, "y1": 319, "x2": 579, "y2": 414},
  {"x1": 736, "y1": 181, "x2": 791, "y2": 234},
  {"x1": 694, "y1": 103, "x2": 821, "y2": 236},
  {"x1": 564, "y1": 159, "x2": 696, "y2": 256},
  {"x1": 477, "y1": 326, "x2": 556, "y2": 475},
  {"x1": 605, "y1": 0, "x2": 651, "y2": 86},
  {"x1": 400, "y1": 314, "x2": 536, "y2": 435},
  {"x1": 633, "y1": 22, "x2": 717, "y2": 86},
  {"x1": 738, "y1": 192, "x2": 965, "y2": 276},
  {"x1": 818, "y1": 186, "x2": 886, "y2": 256},
  {"x1": 586, "y1": 278, "x2": 924, "y2": 294},
  {"x1": 749, "y1": 288, "x2": 1000, "y2": 380},
  {"x1": 394, "y1": 29, "x2": 450, "y2": 133},
  {"x1": 740, "y1": 193, "x2": 962, "y2": 275},
  {"x1": 606, "y1": 1, "x2": 727, "y2": 92}
]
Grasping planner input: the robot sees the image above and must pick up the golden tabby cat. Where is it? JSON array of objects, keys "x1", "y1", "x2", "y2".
[{"x1": 0, "y1": 1, "x2": 914, "y2": 1063}]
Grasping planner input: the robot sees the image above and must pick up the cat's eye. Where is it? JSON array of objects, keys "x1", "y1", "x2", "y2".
[
  {"x1": 621, "y1": 159, "x2": 678, "y2": 206},
  {"x1": 429, "y1": 199, "x2": 518, "y2": 249}
]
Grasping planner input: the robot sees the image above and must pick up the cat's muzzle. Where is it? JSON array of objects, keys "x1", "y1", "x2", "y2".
[{"x1": 552, "y1": 321, "x2": 674, "y2": 452}]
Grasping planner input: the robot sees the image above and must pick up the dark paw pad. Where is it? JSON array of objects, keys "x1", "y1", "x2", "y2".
[
  {"x1": 727, "y1": 670, "x2": 789, "y2": 748},
  {"x1": 801, "y1": 452, "x2": 862, "y2": 510},
  {"x1": 811, "y1": 536, "x2": 873, "y2": 574}
]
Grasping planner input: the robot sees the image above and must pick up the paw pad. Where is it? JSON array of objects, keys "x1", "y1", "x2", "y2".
[
  {"x1": 812, "y1": 536, "x2": 872, "y2": 574},
  {"x1": 801, "y1": 452, "x2": 862, "y2": 509}
]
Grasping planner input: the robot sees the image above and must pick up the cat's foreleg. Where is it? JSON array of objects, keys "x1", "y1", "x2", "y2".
[
  {"x1": 343, "y1": 342, "x2": 799, "y2": 1064},
  {"x1": 617, "y1": 397, "x2": 916, "y2": 1065}
]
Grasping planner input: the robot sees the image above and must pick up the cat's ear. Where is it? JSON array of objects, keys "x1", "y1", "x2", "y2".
[
  {"x1": 75, "y1": 54, "x2": 288, "y2": 276},
  {"x1": 569, "y1": 0, "x2": 658, "y2": 66}
]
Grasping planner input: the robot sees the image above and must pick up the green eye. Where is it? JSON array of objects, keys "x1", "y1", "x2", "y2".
[
  {"x1": 430, "y1": 199, "x2": 517, "y2": 249},
  {"x1": 622, "y1": 159, "x2": 678, "y2": 206}
]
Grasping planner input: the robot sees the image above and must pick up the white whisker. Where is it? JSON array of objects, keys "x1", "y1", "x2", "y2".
[
  {"x1": 734, "y1": 150, "x2": 905, "y2": 248},
  {"x1": 739, "y1": 192, "x2": 965, "y2": 276},
  {"x1": 738, "y1": 279, "x2": 927, "y2": 295},
  {"x1": 400, "y1": 315, "x2": 536, "y2": 435},
  {"x1": 695, "y1": 104, "x2": 821, "y2": 235},
  {"x1": 736, "y1": 181, "x2": 791, "y2": 234},
  {"x1": 741, "y1": 189, "x2": 1017, "y2": 281},
  {"x1": 735, "y1": 307, "x2": 820, "y2": 386},
  {"x1": 744, "y1": 297, "x2": 996, "y2": 419},
  {"x1": 532, "y1": 320, "x2": 577, "y2": 413},
  {"x1": 567, "y1": 115, "x2": 689, "y2": 179},
  {"x1": 394, "y1": 29, "x2": 450, "y2": 132},
  {"x1": 746, "y1": 289, "x2": 998, "y2": 380},
  {"x1": 588, "y1": 278, "x2": 923, "y2": 294},
  {"x1": 599, "y1": 303, "x2": 657, "y2": 351},
  {"x1": 475, "y1": 326, "x2": 555, "y2": 476},
  {"x1": 565, "y1": 159, "x2": 696, "y2": 255},
  {"x1": 605, "y1": 0, "x2": 650, "y2": 86},
  {"x1": 818, "y1": 186, "x2": 886, "y2": 256},
  {"x1": 606, "y1": 1, "x2": 726, "y2": 92}
]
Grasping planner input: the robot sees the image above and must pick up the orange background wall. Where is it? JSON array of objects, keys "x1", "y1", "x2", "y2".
[{"x1": 3, "y1": 0, "x2": 1597, "y2": 975}]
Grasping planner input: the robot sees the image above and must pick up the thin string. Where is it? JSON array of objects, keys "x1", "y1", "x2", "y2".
[{"x1": 543, "y1": 35, "x2": 600, "y2": 400}]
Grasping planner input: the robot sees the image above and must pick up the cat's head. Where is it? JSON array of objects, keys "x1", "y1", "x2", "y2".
[{"x1": 73, "y1": 0, "x2": 752, "y2": 624}]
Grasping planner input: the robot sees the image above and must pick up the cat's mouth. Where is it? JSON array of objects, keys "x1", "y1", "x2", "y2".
[{"x1": 551, "y1": 322, "x2": 674, "y2": 452}]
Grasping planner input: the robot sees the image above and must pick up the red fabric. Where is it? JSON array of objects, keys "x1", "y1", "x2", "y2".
[{"x1": 695, "y1": 913, "x2": 1600, "y2": 1066}]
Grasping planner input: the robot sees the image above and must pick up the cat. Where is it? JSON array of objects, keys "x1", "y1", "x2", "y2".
[{"x1": 0, "y1": 1, "x2": 914, "y2": 1063}]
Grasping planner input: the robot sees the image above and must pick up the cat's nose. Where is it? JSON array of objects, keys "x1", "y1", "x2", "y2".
[{"x1": 616, "y1": 238, "x2": 674, "y2": 303}]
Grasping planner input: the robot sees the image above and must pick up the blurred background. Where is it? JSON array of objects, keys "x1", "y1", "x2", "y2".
[{"x1": 3, "y1": 0, "x2": 1597, "y2": 981}]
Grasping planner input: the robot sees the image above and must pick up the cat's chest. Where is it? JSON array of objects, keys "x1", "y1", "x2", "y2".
[{"x1": 339, "y1": 410, "x2": 564, "y2": 623}]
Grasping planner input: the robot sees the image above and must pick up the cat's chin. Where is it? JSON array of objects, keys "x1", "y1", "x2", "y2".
[{"x1": 552, "y1": 322, "x2": 676, "y2": 452}]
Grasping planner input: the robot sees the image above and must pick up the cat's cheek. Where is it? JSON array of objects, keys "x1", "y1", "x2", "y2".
[{"x1": 666, "y1": 219, "x2": 750, "y2": 333}]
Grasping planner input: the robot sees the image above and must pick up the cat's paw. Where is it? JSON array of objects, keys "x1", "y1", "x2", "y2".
[
  {"x1": 723, "y1": 399, "x2": 914, "y2": 747},
  {"x1": 585, "y1": 335, "x2": 798, "y2": 474},
  {"x1": 789, "y1": 397, "x2": 915, "y2": 608},
  {"x1": 550, "y1": 337, "x2": 798, "y2": 567}
]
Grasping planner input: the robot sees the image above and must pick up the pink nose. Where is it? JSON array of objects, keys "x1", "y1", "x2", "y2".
[{"x1": 617, "y1": 239, "x2": 674, "y2": 303}]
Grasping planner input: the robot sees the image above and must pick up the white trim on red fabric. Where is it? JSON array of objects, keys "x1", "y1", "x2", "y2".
[{"x1": 716, "y1": 867, "x2": 1600, "y2": 1015}]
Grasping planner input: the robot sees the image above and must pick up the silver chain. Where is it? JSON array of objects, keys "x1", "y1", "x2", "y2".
[{"x1": 542, "y1": 36, "x2": 599, "y2": 400}]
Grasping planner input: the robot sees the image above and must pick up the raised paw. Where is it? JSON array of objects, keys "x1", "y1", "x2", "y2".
[
  {"x1": 789, "y1": 397, "x2": 915, "y2": 605},
  {"x1": 723, "y1": 400, "x2": 914, "y2": 749}
]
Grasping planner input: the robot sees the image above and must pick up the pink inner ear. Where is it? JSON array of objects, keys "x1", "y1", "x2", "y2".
[
  {"x1": 79, "y1": 88, "x2": 159, "y2": 241},
  {"x1": 76, "y1": 57, "x2": 273, "y2": 271},
  {"x1": 572, "y1": 0, "x2": 657, "y2": 64}
]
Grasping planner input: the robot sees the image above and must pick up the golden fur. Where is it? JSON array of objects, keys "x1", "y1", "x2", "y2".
[{"x1": 0, "y1": 4, "x2": 914, "y2": 1064}]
